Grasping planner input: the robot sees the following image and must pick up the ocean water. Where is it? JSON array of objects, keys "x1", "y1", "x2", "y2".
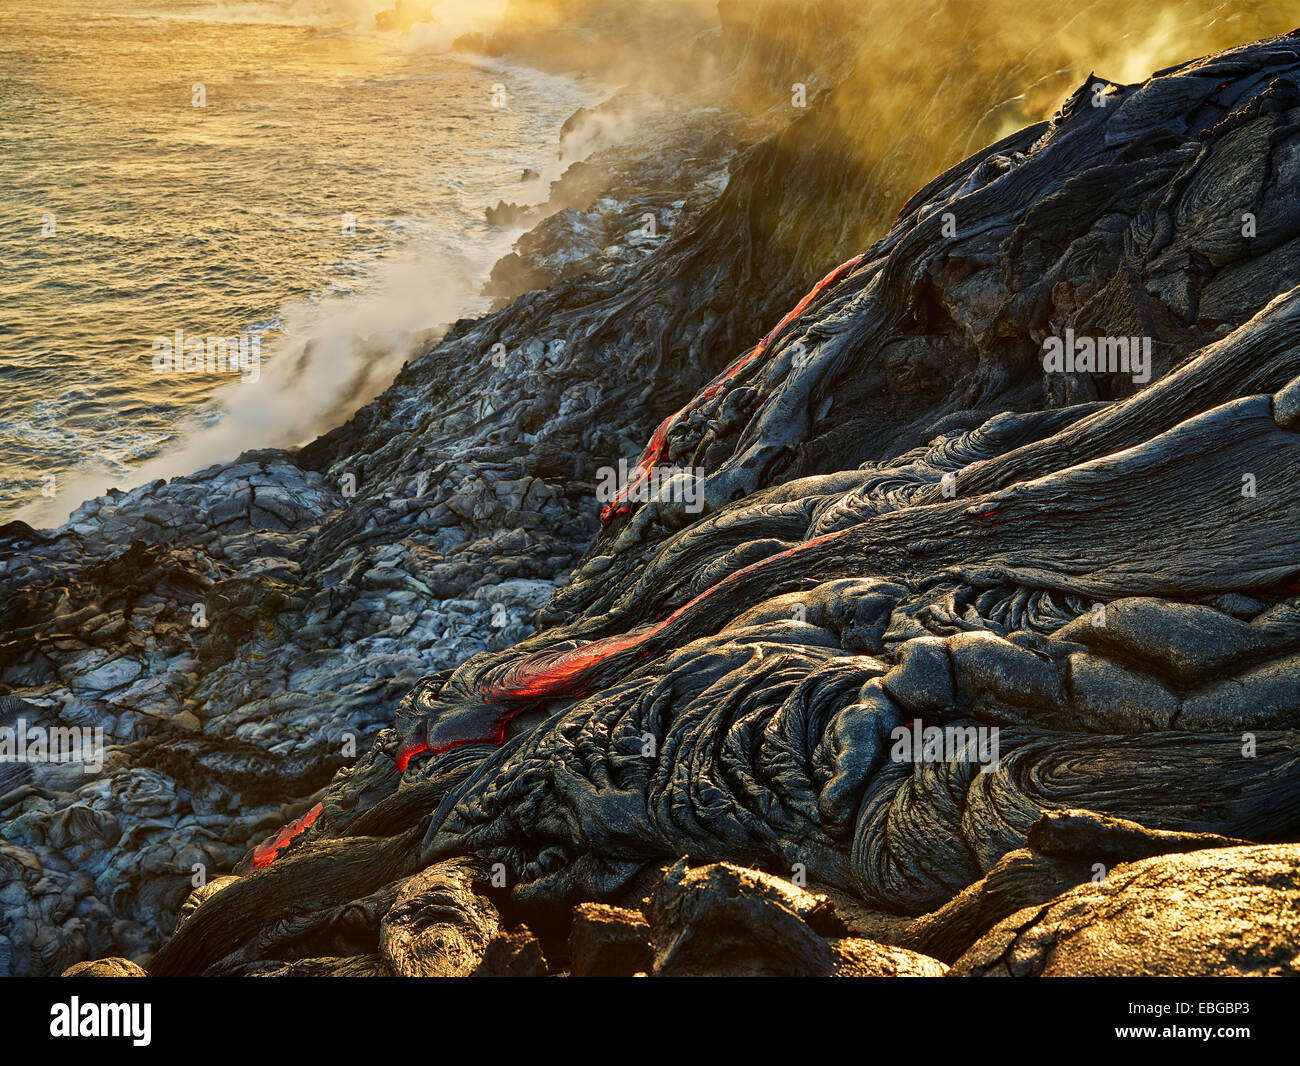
[{"x1": 0, "y1": 0, "x2": 595, "y2": 526}]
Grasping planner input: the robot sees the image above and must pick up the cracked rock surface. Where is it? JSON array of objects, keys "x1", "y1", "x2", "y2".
[
  {"x1": 10, "y1": 28, "x2": 1300, "y2": 976},
  {"x1": 949, "y1": 843, "x2": 1300, "y2": 977}
]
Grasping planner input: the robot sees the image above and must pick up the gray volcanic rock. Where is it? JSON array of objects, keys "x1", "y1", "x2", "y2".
[
  {"x1": 148, "y1": 32, "x2": 1300, "y2": 976},
  {"x1": 949, "y1": 843, "x2": 1300, "y2": 976},
  {"x1": 9, "y1": 28, "x2": 1300, "y2": 979},
  {"x1": 0, "y1": 83, "x2": 734, "y2": 972},
  {"x1": 349, "y1": 34, "x2": 1300, "y2": 927},
  {"x1": 485, "y1": 95, "x2": 738, "y2": 306}
]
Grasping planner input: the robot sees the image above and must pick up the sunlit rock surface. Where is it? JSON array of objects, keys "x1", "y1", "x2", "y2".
[
  {"x1": 949, "y1": 843, "x2": 1300, "y2": 977},
  {"x1": 8, "y1": 29, "x2": 1300, "y2": 976}
]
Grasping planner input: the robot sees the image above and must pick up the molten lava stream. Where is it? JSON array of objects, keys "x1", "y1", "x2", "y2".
[
  {"x1": 397, "y1": 255, "x2": 872, "y2": 771},
  {"x1": 600, "y1": 253, "x2": 865, "y2": 527},
  {"x1": 235, "y1": 801, "x2": 324, "y2": 875}
]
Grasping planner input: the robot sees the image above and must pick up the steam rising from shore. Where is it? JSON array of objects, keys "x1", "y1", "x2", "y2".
[{"x1": 17, "y1": 0, "x2": 1297, "y2": 531}]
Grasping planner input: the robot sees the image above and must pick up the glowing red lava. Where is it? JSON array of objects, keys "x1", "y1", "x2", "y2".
[
  {"x1": 394, "y1": 704, "x2": 515, "y2": 772},
  {"x1": 600, "y1": 253, "x2": 864, "y2": 527},
  {"x1": 400, "y1": 253, "x2": 871, "y2": 771},
  {"x1": 236, "y1": 801, "x2": 324, "y2": 875}
]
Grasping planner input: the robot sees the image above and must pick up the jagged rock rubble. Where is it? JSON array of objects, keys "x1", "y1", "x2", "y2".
[{"x1": 6, "y1": 28, "x2": 1300, "y2": 977}]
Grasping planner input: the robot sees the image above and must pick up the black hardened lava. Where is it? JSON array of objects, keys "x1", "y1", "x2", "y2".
[{"x1": 142, "y1": 35, "x2": 1300, "y2": 976}]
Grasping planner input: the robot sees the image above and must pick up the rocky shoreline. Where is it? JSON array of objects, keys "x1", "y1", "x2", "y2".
[{"x1": 4, "y1": 20, "x2": 1300, "y2": 978}]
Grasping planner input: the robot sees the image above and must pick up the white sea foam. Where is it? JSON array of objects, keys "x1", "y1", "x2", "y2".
[{"x1": 6, "y1": 3, "x2": 610, "y2": 529}]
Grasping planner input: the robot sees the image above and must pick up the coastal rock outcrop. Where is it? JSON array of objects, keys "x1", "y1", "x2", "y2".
[{"x1": 7, "y1": 28, "x2": 1300, "y2": 976}]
